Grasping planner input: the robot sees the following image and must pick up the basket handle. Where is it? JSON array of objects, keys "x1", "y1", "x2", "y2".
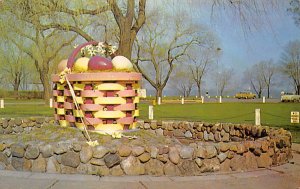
[{"x1": 67, "y1": 41, "x2": 99, "y2": 69}]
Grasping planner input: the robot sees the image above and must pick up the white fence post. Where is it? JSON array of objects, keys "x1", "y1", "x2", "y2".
[
  {"x1": 201, "y1": 96, "x2": 204, "y2": 104},
  {"x1": 181, "y1": 97, "x2": 184, "y2": 104},
  {"x1": 149, "y1": 105, "x2": 154, "y2": 120},
  {"x1": 158, "y1": 97, "x2": 161, "y2": 105},
  {"x1": 219, "y1": 96, "x2": 222, "y2": 103},
  {"x1": 0, "y1": 99, "x2": 4, "y2": 109},
  {"x1": 262, "y1": 96, "x2": 265, "y2": 103},
  {"x1": 49, "y1": 98, "x2": 53, "y2": 108},
  {"x1": 255, "y1": 109, "x2": 261, "y2": 126}
]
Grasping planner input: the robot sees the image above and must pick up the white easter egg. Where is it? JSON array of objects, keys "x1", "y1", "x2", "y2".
[
  {"x1": 57, "y1": 59, "x2": 68, "y2": 73},
  {"x1": 112, "y1": 56, "x2": 133, "y2": 70}
]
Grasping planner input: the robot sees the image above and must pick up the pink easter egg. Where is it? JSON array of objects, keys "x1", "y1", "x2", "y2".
[{"x1": 88, "y1": 56, "x2": 113, "y2": 70}]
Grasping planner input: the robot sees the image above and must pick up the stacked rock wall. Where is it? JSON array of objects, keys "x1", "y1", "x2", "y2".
[
  {"x1": 0, "y1": 117, "x2": 53, "y2": 134},
  {"x1": 0, "y1": 118, "x2": 293, "y2": 176},
  {"x1": 137, "y1": 120, "x2": 273, "y2": 142}
]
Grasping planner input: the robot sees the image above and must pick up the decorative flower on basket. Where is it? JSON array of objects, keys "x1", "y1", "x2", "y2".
[{"x1": 57, "y1": 41, "x2": 134, "y2": 74}]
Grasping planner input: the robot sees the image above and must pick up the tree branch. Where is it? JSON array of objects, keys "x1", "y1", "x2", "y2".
[
  {"x1": 131, "y1": 0, "x2": 146, "y2": 33},
  {"x1": 40, "y1": 23, "x2": 93, "y2": 41},
  {"x1": 48, "y1": 34, "x2": 77, "y2": 61},
  {"x1": 9, "y1": 37, "x2": 35, "y2": 60},
  {"x1": 107, "y1": 0, "x2": 123, "y2": 28}
]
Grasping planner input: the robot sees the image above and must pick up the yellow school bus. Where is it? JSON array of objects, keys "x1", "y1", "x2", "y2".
[{"x1": 235, "y1": 91, "x2": 256, "y2": 99}]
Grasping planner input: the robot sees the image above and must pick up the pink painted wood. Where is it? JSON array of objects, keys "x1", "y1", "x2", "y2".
[
  {"x1": 65, "y1": 115, "x2": 76, "y2": 122},
  {"x1": 81, "y1": 90, "x2": 105, "y2": 97},
  {"x1": 80, "y1": 104, "x2": 103, "y2": 111},
  {"x1": 116, "y1": 90, "x2": 136, "y2": 97},
  {"x1": 84, "y1": 117, "x2": 102, "y2": 125},
  {"x1": 53, "y1": 90, "x2": 59, "y2": 96},
  {"x1": 63, "y1": 89, "x2": 72, "y2": 96},
  {"x1": 117, "y1": 117, "x2": 134, "y2": 124},
  {"x1": 114, "y1": 103, "x2": 135, "y2": 111},
  {"x1": 54, "y1": 114, "x2": 60, "y2": 120},
  {"x1": 64, "y1": 102, "x2": 75, "y2": 109},
  {"x1": 52, "y1": 72, "x2": 142, "y2": 82},
  {"x1": 53, "y1": 102, "x2": 58, "y2": 108}
]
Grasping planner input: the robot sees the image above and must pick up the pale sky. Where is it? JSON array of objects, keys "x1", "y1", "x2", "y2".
[
  {"x1": 150, "y1": 1, "x2": 300, "y2": 96},
  {"x1": 201, "y1": 2, "x2": 300, "y2": 95}
]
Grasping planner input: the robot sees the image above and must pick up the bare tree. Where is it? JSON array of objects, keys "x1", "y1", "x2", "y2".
[
  {"x1": 0, "y1": 0, "x2": 283, "y2": 101},
  {"x1": 132, "y1": 12, "x2": 203, "y2": 102},
  {"x1": 244, "y1": 65, "x2": 265, "y2": 98},
  {"x1": 0, "y1": 43, "x2": 31, "y2": 97},
  {"x1": 6, "y1": 0, "x2": 146, "y2": 60},
  {"x1": 6, "y1": 0, "x2": 281, "y2": 59},
  {"x1": 0, "y1": 7, "x2": 77, "y2": 102},
  {"x1": 214, "y1": 67, "x2": 234, "y2": 97},
  {"x1": 189, "y1": 44, "x2": 221, "y2": 97},
  {"x1": 280, "y1": 40, "x2": 300, "y2": 95},
  {"x1": 289, "y1": 0, "x2": 300, "y2": 26},
  {"x1": 170, "y1": 64, "x2": 194, "y2": 97},
  {"x1": 258, "y1": 60, "x2": 277, "y2": 98},
  {"x1": 207, "y1": 0, "x2": 282, "y2": 34}
]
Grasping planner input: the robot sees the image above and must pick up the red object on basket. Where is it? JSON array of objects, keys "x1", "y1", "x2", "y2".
[
  {"x1": 88, "y1": 56, "x2": 113, "y2": 70},
  {"x1": 84, "y1": 84, "x2": 93, "y2": 90},
  {"x1": 67, "y1": 41, "x2": 99, "y2": 69}
]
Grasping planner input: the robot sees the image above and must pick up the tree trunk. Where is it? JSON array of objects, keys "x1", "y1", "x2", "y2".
[
  {"x1": 196, "y1": 83, "x2": 201, "y2": 97},
  {"x1": 109, "y1": 0, "x2": 145, "y2": 60},
  {"x1": 220, "y1": 86, "x2": 225, "y2": 97},
  {"x1": 258, "y1": 90, "x2": 262, "y2": 98},
  {"x1": 156, "y1": 88, "x2": 163, "y2": 103},
  {"x1": 13, "y1": 75, "x2": 21, "y2": 99},
  {"x1": 13, "y1": 88, "x2": 19, "y2": 99},
  {"x1": 117, "y1": 30, "x2": 134, "y2": 59},
  {"x1": 39, "y1": 71, "x2": 51, "y2": 104},
  {"x1": 267, "y1": 85, "x2": 270, "y2": 98}
]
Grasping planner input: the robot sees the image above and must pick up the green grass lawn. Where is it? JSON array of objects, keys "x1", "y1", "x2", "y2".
[
  {"x1": 0, "y1": 100, "x2": 299, "y2": 142},
  {"x1": 139, "y1": 102, "x2": 300, "y2": 143},
  {"x1": 138, "y1": 102, "x2": 300, "y2": 125},
  {"x1": 0, "y1": 99, "x2": 50, "y2": 117}
]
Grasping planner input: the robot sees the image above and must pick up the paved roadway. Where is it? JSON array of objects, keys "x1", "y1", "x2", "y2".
[
  {"x1": 0, "y1": 144, "x2": 299, "y2": 189},
  {"x1": 201, "y1": 97, "x2": 281, "y2": 103},
  {"x1": 141, "y1": 98, "x2": 282, "y2": 104}
]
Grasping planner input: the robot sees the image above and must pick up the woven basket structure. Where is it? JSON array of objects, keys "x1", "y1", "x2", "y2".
[{"x1": 51, "y1": 72, "x2": 142, "y2": 132}]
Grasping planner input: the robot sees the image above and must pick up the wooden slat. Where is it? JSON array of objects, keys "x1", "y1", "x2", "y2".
[
  {"x1": 64, "y1": 102, "x2": 74, "y2": 109},
  {"x1": 116, "y1": 90, "x2": 136, "y2": 97},
  {"x1": 57, "y1": 108, "x2": 65, "y2": 115},
  {"x1": 65, "y1": 115, "x2": 75, "y2": 122},
  {"x1": 93, "y1": 111, "x2": 125, "y2": 118},
  {"x1": 56, "y1": 96, "x2": 65, "y2": 102},
  {"x1": 117, "y1": 117, "x2": 134, "y2": 124},
  {"x1": 80, "y1": 104, "x2": 103, "y2": 111},
  {"x1": 94, "y1": 123, "x2": 123, "y2": 132},
  {"x1": 94, "y1": 97, "x2": 126, "y2": 105},
  {"x1": 81, "y1": 90, "x2": 104, "y2": 97},
  {"x1": 114, "y1": 103, "x2": 135, "y2": 111},
  {"x1": 95, "y1": 83, "x2": 125, "y2": 91},
  {"x1": 52, "y1": 72, "x2": 142, "y2": 82}
]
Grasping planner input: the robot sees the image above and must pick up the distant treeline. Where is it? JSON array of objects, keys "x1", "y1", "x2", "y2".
[{"x1": 0, "y1": 90, "x2": 43, "y2": 99}]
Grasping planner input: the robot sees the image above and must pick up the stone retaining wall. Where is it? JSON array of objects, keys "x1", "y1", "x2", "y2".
[
  {"x1": 0, "y1": 118, "x2": 293, "y2": 176},
  {"x1": 137, "y1": 120, "x2": 274, "y2": 142},
  {"x1": 0, "y1": 117, "x2": 54, "y2": 134}
]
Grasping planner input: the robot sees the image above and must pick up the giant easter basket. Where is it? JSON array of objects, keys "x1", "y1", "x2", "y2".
[{"x1": 51, "y1": 41, "x2": 142, "y2": 133}]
